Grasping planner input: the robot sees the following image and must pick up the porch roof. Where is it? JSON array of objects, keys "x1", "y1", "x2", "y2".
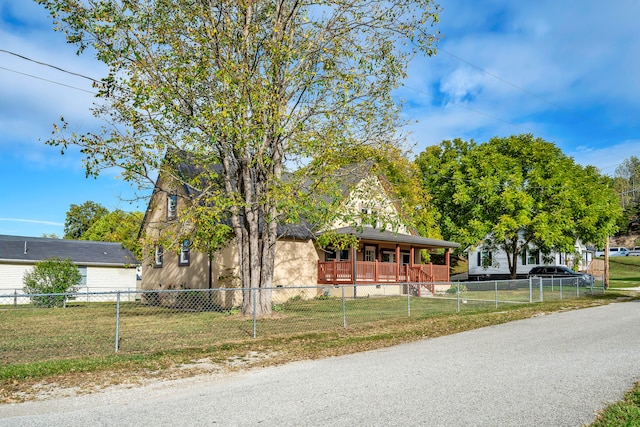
[{"x1": 327, "y1": 227, "x2": 460, "y2": 249}]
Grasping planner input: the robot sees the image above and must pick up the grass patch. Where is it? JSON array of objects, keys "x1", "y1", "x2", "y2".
[
  {"x1": 590, "y1": 382, "x2": 640, "y2": 426},
  {"x1": 607, "y1": 256, "x2": 640, "y2": 288},
  {"x1": 0, "y1": 293, "x2": 626, "y2": 404}
]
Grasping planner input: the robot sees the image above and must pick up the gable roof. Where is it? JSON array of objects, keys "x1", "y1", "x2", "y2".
[
  {"x1": 0, "y1": 235, "x2": 138, "y2": 267},
  {"x1": 142, "y1": 152, "x2": 459, "y2": 248}
]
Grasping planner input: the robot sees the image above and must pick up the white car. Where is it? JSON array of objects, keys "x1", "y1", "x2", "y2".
[
  {"x1": 595, "y1": 247, "x2": 630, "y2": 257},
  {"x1": 628, "y1": 246, "x2": 640, "y2": 256}
]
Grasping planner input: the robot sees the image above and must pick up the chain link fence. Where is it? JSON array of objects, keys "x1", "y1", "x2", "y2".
[{"x1": 0, "y1": 277, "x2": 605, "y2": 365}]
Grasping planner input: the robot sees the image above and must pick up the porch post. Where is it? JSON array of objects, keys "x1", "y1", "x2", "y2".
[
  {"x1": 410, "y1": 246, "x2": 415, "y2": 267},
  {"x1": 352, "y1": 246, "x2": 357, "y2": 298},
  {"x1": 395, "y1": 244, "x2": 400, "y2": 282},
  {"x1": 352, "y1": 246, "x2": 357, "y2": 285},
  {"x1": 446, "y1": 248, "x2": 451, "y2": 281}
]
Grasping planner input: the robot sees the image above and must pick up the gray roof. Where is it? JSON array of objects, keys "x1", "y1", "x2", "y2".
[
  {"x1": 0, "y1": 235, "x2": 138, "y2": 266},
  {"x1": 328, "y1": 227, "x2": 460, "y2": 249}
]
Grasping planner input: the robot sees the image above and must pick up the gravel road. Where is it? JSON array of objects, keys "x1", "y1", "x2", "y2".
[{"x1": 2, "y1": 301, "x2": 640, "y2": 426}]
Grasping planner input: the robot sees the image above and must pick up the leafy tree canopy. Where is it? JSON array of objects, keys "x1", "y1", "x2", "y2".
[
  {"x1": 82, "y1": 210, "x2": 144, "y2": 259},
  {"x1": 614, "y1": 156, "x2": 640, "y2": 234},
  {"x1": 416, "y1": 134, "x2": 621, "y2": 278},
  {"x1": 38, "y1": 0, "x2": 441, "y2": 314},
  {"x1": 63, "y1": 201, "x2": 109, "y2": 240}
]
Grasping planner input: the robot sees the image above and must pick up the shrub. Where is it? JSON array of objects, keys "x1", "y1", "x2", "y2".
[
  {"x1": 23, "y1": 258, "x2": 82, "y2": 307},
  {"x1": 445, "y1": 284, "x2": 468, "y2": 294}
]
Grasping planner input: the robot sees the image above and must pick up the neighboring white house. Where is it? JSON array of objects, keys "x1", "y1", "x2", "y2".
[
  {"x1": 467, "y1": 237, "x2": 593, "y2": 281},
  {"x1": 0, "y1": 235, "x2": 139, "y2": 301}
]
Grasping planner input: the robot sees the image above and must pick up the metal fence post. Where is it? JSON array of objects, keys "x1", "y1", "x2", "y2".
[
  {"x1": 495, "y1": 281, "x2": 498, "y2": 308},
  {"x1": 253, "y1": 287, "x2": 257, "y2": 339},
  {"x1": 457, "y1": 283, "x2": 460, "y2": 313},
  {"x1": 115, "y1": 291, "x2": 121, "y2": 353},
  {"x1": 559, "y1": 279, "x2": 563, "y2": 300},
  {"x1": 342, "y1": 286, "x2": 347, "y2": 328},
  {"x1": 529, "y1": 277, "x2": 532, "y2": 303},
  {"x1": 13, "y1": 289, "x2": 17, "y2": 307},
  {"x1": 539, "y1": 277, "x2": 543, "y2": 302},
  {"x1": 407, "y1": 283, "x2": 411, "y2": 318}
]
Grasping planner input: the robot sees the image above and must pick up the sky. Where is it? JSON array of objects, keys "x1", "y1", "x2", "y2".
[{"x1": 1, "y1": 0, "x2": 639, "y2": 238}]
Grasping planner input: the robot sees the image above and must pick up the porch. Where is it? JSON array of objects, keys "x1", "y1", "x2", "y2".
[
  {"x1": 317, "y1": 260, "x2": 450, "y2": 284},
  {"x1": 316, "y1": 226, "x2": 460, "y2": 296}
]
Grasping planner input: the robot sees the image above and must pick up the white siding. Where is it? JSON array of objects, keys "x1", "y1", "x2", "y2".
[
  {"x1": 0, "y1": 262, "x2": 138, "y2": 304},
  {"x1": 0, "y1": 264, "x2": 31, "y2": 292},
  {"x1": 84, "y1": 266, "x2": 138, "y2": 292}
]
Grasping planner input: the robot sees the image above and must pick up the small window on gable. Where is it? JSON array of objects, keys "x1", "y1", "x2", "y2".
[
  {"x1": 154, "y1": 246, "x2": 164, "y2": 268},
  {"x1": 167, "y1": 194, "x2": 177, "y2": 220},
  {"x1": 360, "y1": 206, "x2": 380, "y2": 228},
  {"x1": 179, "y1": 240, "x2": 190, "y2": 266}
]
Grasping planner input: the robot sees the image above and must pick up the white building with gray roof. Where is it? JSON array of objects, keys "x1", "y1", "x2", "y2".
[{"x1": 0, "y1": 235, "x2": 139, "y2": 299}]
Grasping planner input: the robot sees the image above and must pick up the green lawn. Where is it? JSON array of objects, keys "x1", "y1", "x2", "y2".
[{"x1": 606, "y1": 256, "x2": 640, "y2": 288}]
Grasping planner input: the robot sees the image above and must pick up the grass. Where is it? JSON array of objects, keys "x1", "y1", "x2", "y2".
[
  {"x1": 591, "y1": 382, "x2": 640, "y2": 426},
  {"x1": 2, "y1": 259, "x2": 640, "y2": 424},
  {"x1": 0, "y1": 291, "x2": 626, "y2": 404},
  {"x1": 605, "y1": 256, "x2": 640, "y2": 288}
]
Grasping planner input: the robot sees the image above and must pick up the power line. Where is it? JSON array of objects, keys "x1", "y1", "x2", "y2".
[
  {"x1": 0, "y1": 49, "x2": 101, "y2": 84},
  {"x1": 401, "y1": 84, "x2": 536, "y2": 134},
  {"x1": 438, "y1": 47, "x2": 565, "y2": 111},
  {"x1": 0, "y1": 66, "x2": 96, "y2": 94}
]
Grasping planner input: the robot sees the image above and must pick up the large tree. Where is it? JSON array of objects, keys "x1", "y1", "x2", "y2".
[
  {"x1": 38, "y1": 0, "x2": 441, "y2": 314},
  {"x1": 613, "y1": 156, "x2": 640, "y2": 233},
  {"x1": 81, "y1": 210, "x2": 144, "y2": 259},
  {"x1": 63, "y1": 201, "x2": 109, "y2": 240},
  {"x1": 416, "y1": 134, "x2": 621, "y2": 278}
]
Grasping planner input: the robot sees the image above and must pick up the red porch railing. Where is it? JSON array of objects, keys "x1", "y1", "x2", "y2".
[{"x1": 317, "y1": 260, "x2": 449, "y2": 285}]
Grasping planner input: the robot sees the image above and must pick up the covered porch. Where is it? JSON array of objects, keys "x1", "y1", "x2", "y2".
[{"x1": 317, "y1": 227, "x2": 460, "y2": 295}]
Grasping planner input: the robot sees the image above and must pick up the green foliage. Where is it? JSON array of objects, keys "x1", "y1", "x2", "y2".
[
  {"x1": 445, "y1": 284, "x2": 467, "y2": 294},
  {"x1": 416, "y1": 134, "x2": 621, "y2": 278},
  {"x1": 64, "y1": 201, "x2": 109, "y2": 240},
  {"x1": 22, "y1": 258, "x2": 82, "y2": 307},
  {"x1": 82, "y1": 210, "x2": 143, "y2": 259},
  {"x1": 36, "y1": 0, "x2": 440, "y2": 314}
]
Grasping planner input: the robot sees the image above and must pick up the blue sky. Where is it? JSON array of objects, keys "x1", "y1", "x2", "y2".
[{"x1": 1, "y1": 0, "x2": 639, "y2": 238}]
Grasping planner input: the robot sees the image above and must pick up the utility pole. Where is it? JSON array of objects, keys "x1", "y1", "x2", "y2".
[{"x1": 604, "y1": 238, "x2": 610, "y2": 289}]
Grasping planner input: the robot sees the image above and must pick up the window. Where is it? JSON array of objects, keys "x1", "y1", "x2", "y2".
[
  {"x1": 154, "y1": 246, "x2": 164, "y2": 268},
  {"x1": 382, "y1": 250, "x2": 396, "y2": 263},
  {"x1": 179, "y1": 240, "x2": 190, "y2": 266},
  {"x1": 326, "y1": 247, "x2": 350, "y2": 261},
  {"x1": 364, "y1": 245, "x2": 376, "y2": 262},
  {"x1": 360, "y1": 206, "x2": 380, "y2": 228},
  {"x1": 167, "y1": 194, "x2": 177, "y2": 220},
  {"x1": 78, "y1": 266, "x2": 87, "y2": 286},
  {"x1": 477, "y1": 250, "x2": 492, "y2": 267},
  {"x1": 521, "y1": 248, "x2": 540, "y2": 265}
]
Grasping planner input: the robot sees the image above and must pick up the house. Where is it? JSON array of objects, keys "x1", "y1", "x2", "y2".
[
  {"x1": 0, "y1": 235, "x2": 139, "y2": 300},
  {"x1": 467, "y1": 237, "x2": 594, "y2": 281},
  {"x1": 140, "y1": 163, "x2": 460, "y2": 304}
]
